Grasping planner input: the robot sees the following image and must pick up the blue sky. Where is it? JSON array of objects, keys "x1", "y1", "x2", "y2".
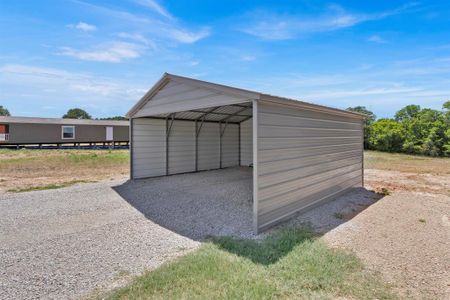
[{"x1": 1, "y1": 0, "x2": 450, "y2": 118}]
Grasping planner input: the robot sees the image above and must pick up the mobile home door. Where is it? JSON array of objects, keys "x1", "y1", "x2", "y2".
[{"x1": 106, "y1": 126, "x2": 113, "y2": 141}]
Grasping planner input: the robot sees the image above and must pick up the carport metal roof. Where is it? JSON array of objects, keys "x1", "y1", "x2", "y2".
[{"x1": 126, "y1": 73, "x2": 366, "y2": 122}]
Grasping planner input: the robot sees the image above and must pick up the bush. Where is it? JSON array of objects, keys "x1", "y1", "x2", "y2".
[{"x1": 368, "y1": 119, "x2": 405, "y2": 152}]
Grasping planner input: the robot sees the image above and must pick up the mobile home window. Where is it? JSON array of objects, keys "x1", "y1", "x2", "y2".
[{"x1": 62, "y1": 126, "x2": 75, "y2": 139}]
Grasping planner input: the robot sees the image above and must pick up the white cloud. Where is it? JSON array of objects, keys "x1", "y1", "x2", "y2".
[
  {"x1": 60, "y1": 42, "x2": 144, "y2": 62},
  {"x1": 115, "y1": 32, "x2": 156, "y2": 48},
  {"x1": 73, "y1": 0, "x2": 210, "y2": 44},
  {"x1": 368, "y1": 35, "x2": 387, "y2": 43},
  {"x1": 68, "y1": 22, "x2": 97, "y2": 31},
  {"x1": 303, "y1": 87, "x2": 423, "y2": 99},
  {"x1": 0, "y1": 64, "x2": 146, "y2": 108},
  {"x1": 133, "y1": 0, "x2": 174, "y2": 20},
  {"x1": 165, "y1": 27, "x2": 210, "y2": 44},
  {"x1": 240, "y1": 3, "x2": 418, "y2": 40},
  {"x1": 241, "y1": 55, "x2": 256, "y2": 61},
  {"x1": 188, "y1": 60, "x2": 200, "y2": 66}
]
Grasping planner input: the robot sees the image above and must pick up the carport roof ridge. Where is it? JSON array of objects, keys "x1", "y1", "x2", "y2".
[{"x1": 126, "y1": 72, "x2": 367, "y2": 120}]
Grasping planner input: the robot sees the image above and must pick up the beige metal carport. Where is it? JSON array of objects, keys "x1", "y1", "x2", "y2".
[{"x1": 127, "y1": 73, "x2": 366, "y2": 233}]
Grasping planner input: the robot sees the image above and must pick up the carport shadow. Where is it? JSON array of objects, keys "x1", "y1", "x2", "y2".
[
  {"x1": 112, "y1": 168, "x2": 384, "y2": 244},
  {"x1": 112, "y1": 168, "x2": 255, "y2": 241},
  {"x1": 210, "y1": 227, "x2": 316, "y2": 265}
]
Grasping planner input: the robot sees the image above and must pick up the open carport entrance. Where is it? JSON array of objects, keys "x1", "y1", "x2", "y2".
[{"x1": 131, "y1": 101, "x2": 254, "y2": 177}]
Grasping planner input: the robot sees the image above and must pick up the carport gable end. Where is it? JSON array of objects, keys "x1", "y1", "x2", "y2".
[{"x1": 127, "y1": 73, "x2": 366, "y2": 234}]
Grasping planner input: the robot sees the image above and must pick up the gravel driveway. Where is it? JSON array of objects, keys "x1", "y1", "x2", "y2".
[{"x1": 0, "y1": 180, "x2": 199, "y2": 300}]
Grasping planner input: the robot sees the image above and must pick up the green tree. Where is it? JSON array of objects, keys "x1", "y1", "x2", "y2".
[
  {"x1": 62, "y1": 108, "x2": 92, "y2": 119},
  {"x1": 346, "y1": 106, "x2": 376, "y2": 149},
  {"x1": 368, "y1": 119, "x2": 405, "y2": 152},
  {"x1": 346, "y1": 106, "x2": 376, "y2": 124},
  {"x1": 394, "y1": 104, "x2": 421, "y2": 121},
  {"x1": 400, "y1": 108, "x2": 446, "y2": 156},
  {"x1": 0, "y1": 105, "x2": 10, "y2": 116},
  {"x1": 443, "y1": 101, "x2": 450, "y2": 111}
]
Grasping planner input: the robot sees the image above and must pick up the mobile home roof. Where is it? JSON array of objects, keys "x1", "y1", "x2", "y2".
[{"x1": 0, "y1": 116, "x2": 128, "y2": 126}]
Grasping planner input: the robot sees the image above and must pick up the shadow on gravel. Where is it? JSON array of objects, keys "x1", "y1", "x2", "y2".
[{"x1": 112, "y1": 167, "x2": 384, "y2": 241}]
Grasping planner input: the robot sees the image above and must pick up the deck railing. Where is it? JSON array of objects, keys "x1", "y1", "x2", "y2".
[{"x1": 0, "y1": 133, "x2": 9, "y2": 141}]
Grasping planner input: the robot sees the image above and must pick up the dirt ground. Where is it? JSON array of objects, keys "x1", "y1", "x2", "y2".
[
  {"x1": 324, "y1": 160, "x2": 450, "y2": 299},
  {"x1": 0, "y1": 149, "x2": 129, "y2": 192}
]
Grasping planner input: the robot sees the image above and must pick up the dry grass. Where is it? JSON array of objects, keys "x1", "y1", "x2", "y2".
[
  {"x1": 365, "y1": 150, "x2": 450, "y2": 175},
  {"x1": 0, "y1": 149, "x2": 129, "y2": 192}
]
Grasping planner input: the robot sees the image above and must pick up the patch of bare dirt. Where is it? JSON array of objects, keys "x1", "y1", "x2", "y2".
[
  {"x1": 323, "y1": 168, "x2": 450, "y2": 299},
  {"x1": 365, "y1": 169, "x2": 450, "y2": 195},
  {"x1": 0, "y1": 150, "x2": 129, "y2": 192}
]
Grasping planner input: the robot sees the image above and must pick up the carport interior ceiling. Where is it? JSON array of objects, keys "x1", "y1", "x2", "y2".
[
  {"x1": 128, "y1": 73, "x2": 365, "y2": 233},
  {"x1": 150, "y1": 103, "x2": 253, "y2": 124}
]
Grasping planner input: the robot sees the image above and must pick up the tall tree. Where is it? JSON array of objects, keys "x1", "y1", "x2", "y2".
[
  {"x1": 0, "y1": 105, "x2": 10, "y2": 116},
  {"x1": 346, "y1": 106, "x2": 376, "y2": 149},
  {"x1": 346, "y1": 106, "x2": 376, "y2": 124},
  {"x1": 62, "y1": 108, "x2": 92, "y2": 119},
  {"x1": 394, "y1": 104, "x2": 421, "y2": 121}
]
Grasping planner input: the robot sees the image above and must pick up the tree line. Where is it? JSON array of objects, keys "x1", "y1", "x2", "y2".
[
  {"x1": 347, "y1": 101, "x2": 450, "y2": 157},
  {"x1": 2, "y1": 104, "x2": 450, "y2": 157}
]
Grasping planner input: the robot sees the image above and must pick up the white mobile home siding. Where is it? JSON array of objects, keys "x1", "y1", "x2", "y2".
[
  {"x1": 255, "y1": 101, "x2": 364, "y2": 231},
  {"x1": 132, "y1": 118, "x2": 166, "y2": 179},
  {"x1": 240, "y1": 118, "x2": 253, "y2": 166}
]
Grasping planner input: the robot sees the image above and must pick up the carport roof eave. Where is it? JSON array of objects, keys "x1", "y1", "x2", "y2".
[
  {"x1": 127, "y1": 72, "x2": 367, "y2": 120},
  {"x1": 260, "y1": 95, "x2": 367, "y2": 120},
  {"x1": 126, "y1": 73, "x2": 260, "y2": 118}
]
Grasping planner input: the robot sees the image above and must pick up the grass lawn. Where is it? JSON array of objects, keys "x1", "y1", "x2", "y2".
[
  {"x1": 105, "y1": 228, "x2": 396, "y2": 299},
  {"x1": 0, "y1": 149, "x2": 129, "y2": 192}
]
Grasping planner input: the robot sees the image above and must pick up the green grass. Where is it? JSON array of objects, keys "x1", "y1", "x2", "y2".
[
  {"x1": 333, "y1": 212, "x2": 345, "y2": 220},
  {"x1": 7, "y1": 180, "x2": 94, "y2": 192},
  {"x1": 105, "y1": 228, "x2": 396, "y2": 300}
]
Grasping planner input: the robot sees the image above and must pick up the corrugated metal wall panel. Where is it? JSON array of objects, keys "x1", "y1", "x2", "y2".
[
  {"x1": 221, "y1": 123, "x2": 239, "y2": 167},
  {"x1": 256, "y1": 101, "x2": 363, "y2": 231},
  {"x1": 168, "y1": 120, "x2": 195, "y2": 174},
  {"x1": 198, "y1": 122, "x2": 220, "y2": 170},
  {"x1": 240, "y1": 118, "x2": 253, "y2": 166},
  {"x1": 132, "y1": 118, "x2": 166, "y2": 179}
]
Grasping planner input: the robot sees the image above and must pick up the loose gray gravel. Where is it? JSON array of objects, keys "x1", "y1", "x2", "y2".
[
  {"x1": 0, "y1": 179, "x2": 199, "y2": 300},
  {"x1": 0, "y1": 167, "x2": 377, "y2": 299}
]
